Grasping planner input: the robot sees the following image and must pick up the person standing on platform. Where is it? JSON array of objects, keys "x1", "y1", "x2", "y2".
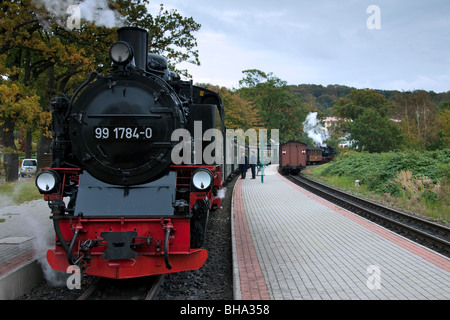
[
  {"x1": 250, "y1": 151, "x2": 257, "y2": 179},
  {"x1": 239, "y1": 152, "x2": 248, "y2": 179}
]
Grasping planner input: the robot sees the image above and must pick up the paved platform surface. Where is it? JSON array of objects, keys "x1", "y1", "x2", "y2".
[
  {"x1": 0, "y1": 195, "x2": 54, "y2": 299},
  {"x1": 232, "y1": 165, "x2": 450, "y2": 300}
]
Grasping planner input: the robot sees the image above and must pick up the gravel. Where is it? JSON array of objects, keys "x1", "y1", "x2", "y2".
[{"x1": 156, "y1": 174, "x2": 237, "y2": 300}]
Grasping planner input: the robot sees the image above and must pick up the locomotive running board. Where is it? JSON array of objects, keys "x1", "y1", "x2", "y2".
[{"x1": 47, "y1": 249, "x2": 208, "y2": 279}]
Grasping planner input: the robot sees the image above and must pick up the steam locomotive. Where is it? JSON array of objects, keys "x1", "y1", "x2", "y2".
[{"x1": 36, "y1": 27, "x2": 234, "y2": 279}]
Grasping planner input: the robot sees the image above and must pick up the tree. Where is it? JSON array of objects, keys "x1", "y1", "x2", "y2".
[
  {"x1": 429, "y1": 102, "x2": 450, "y2": 149},
  {"x1": 115, "y1": 0, "x2": 201, "y2": 77},
  {"x1": 0, "y1": 82, "x2": 40, "y2": 181},
  {"x1": 214, "y1": 86, "x2": 261, "y2": 131},
  {"x1": 332, "y1": 89, "x2": 390, "y2": 120},
  {"x1": 439, "y1": 108, "x2": 450, "y2": 148},
  {"x1": 0, "y1": 0, "x2": 203, "y2": 179},
  {"x1": 238, "y1": 69, "x2": 309, "y2": 142},
  {"x1": 331, "y1": 89, "x2": 401, "y2": 152},
  {"x1": 1, "y1": 0, "x2": 97, "y2": 177},
  {"x1": 393, "y1": 91, "x2": 439, "y2": 150},
  {"x1": 348, "y1": 109, "x2": 402, "y2": 153}
]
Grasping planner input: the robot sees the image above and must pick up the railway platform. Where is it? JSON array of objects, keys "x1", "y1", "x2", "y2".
[
  {"x1": 0, "y1": 198, "x2": 53, "y2": 299},
  {"x1": 231, "y1": 165, "x2": 450, "y2": 300}
]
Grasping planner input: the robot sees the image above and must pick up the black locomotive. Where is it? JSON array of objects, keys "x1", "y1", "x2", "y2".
[{"x1": 36, "y1": 27, "x2": 230, "y2": 279}]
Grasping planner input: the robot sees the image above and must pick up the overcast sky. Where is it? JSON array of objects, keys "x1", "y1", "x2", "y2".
[{"x1": 148, "y1": 0, "x2": 450, "y2": 93}]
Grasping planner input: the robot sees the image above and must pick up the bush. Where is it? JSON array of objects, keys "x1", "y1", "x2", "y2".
[
  {"x1": 322, "y1": 149, "x2": 449, "y2": 194},
  {"x1": 317, "y1": 149, "x2": 450, "y2": 222}
]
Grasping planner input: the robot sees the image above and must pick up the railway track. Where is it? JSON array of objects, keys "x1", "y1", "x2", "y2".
[
  {"x1": 288, "y1": 174, "x2": 450, "y2": 258},
  {"x1": 77, "y1": 275, "x2": 164, "y2": 300}
]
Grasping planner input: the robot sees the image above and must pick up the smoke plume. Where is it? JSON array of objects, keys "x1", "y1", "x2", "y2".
[
  {"x1": 32, "y1": 0, "x2": 124, "y2": 29},
  {"x1": 303, "y1": 112, "x2": 329, "y2": 147}
]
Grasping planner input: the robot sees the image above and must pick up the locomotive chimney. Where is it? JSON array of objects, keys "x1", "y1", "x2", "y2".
[{"x1": 117, "y1": 27, "x2": 149, "y2": 70}]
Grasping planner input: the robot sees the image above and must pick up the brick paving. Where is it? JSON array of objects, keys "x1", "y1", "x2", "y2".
[
  {"x1": 232, "y1": 166, "x2": 450, "y2": 300},
  {"x1": 232, "y1": 178, "x2": 270, "y2": 300}
]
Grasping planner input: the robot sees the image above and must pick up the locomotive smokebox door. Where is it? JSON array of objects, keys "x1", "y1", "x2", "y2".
[{"x1": 69, "y1": 73, "x2": 184, "y2": 186}]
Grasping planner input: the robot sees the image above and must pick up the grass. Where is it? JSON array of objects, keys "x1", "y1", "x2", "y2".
[
  {"x1": 0, "y1": 178, "x2": 42, "y2": 207},
  {"x1": 308, "y1": 164, "x2": 371, "y2": 194}
]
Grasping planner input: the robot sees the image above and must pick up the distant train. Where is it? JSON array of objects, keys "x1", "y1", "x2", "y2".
[
  {"x1": 320, "y1": 145, "x2": 337, "y2": 163},
  {"x1": 279, "y1": 141, "x2": 336, "y2": 175},
  {"x1": 306, "y1": 146, "x2": 336, "y2": 165}
]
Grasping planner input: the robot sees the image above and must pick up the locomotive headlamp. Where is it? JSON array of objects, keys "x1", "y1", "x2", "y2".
[
  {"x1": 192, "y1": 169, "x2": 214, "y2": 191},
  {"x1": 109, "y1": 41, "x2": 134, "y2": 65},
  {"x1": 36, "y1": 170, "x2": 60, "y2": 194}
]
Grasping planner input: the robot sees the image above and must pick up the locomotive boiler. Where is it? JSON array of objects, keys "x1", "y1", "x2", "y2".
[{"x1": 36, "y1": 27, "x2": 226, "y2": 279}]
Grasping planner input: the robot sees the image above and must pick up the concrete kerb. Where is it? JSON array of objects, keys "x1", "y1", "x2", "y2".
[
  {"x1": 231, "y1": 180, "x2": 242, "y2": 300},
  {"x1": 0, "y1": 258, "x2": 44, "y2": 300}
]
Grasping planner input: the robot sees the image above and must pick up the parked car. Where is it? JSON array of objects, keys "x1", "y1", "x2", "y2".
[{"x1": 19, "y1": 159, "x2": 37, "y2": 177}]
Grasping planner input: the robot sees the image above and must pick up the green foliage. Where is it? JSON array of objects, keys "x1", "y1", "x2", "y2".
[
  {"x1": 238, "y1": 69, "x2": 309, "y2": 141},
  {"x1": 291, "y1": 85, "x2": 449, "y2": 153},
  {"x1": 214, "y1": 86, "x2": 262, "y2": 131},
  {"x1": 314, "y1": 150, "x2": 450, "y2": 221},
  {"x1": 117, "y1": 1, "x2": 202, "y2": 77},
  {"x1": 289, "y1": 84, "x2": 352, "y2": 113},
  {"x1": 334, "y1": 89, "x2": 391, "y2": 119},
  {"x1": 322, "y1": 149, "x2": 449, "y2": 191},
  {"x1": 0, "y1": 0, "x2": 202, "y2": 181},
  {"x1": 322, "y1": 150, "x2": 449, "y2": 205},
  {"x1": 347, "y1": 108, "x2": 403, "y2": 153},
  {"x1": 329, "y1": 89, "x2": 403, "y2": 152}
]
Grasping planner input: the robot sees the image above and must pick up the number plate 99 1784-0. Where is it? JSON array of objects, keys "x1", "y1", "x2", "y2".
[{"x1": 94, "y1": 127, "x2": 153, "y2": 140}]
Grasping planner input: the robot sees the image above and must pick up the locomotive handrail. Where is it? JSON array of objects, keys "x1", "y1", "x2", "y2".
[
  {"x1": 164, "y1": 228, "x2": 172, "y2": 270},
  {"x1": 163, "y1": 221, "x2": 175, "y2": 270},
  {"x1": 65, "y1": 71, "x2": 102, "y2": 120},
  {"x1": 67, "y1": 228, "x2": 80, "y2": 265},
  {"x1": 87, "y1": 114, "x2": 162, "y2": 118}
]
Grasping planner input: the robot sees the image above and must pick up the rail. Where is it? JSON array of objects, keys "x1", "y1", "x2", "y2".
[{"x1": 77, "y1": 274, "x2": 164, "y2": 300}]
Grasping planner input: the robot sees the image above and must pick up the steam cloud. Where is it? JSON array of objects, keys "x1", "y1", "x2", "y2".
[
  {"x1": 32, "y1": 0, "x2": 124, "y2": 29},
  {"x1": 25, "y1": 208, "x2": 67, "y2": 287},
  {"x1": 217, "y1": 187, "x2": 227, "y2": 200},
  {"x1": 303, "y1": 112, "x2": 329, "y2": 147}
]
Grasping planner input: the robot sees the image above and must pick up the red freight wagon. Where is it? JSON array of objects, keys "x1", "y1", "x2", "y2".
[{"x1": 279, "y1": 141, "x2": 307, "y2": 175}]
